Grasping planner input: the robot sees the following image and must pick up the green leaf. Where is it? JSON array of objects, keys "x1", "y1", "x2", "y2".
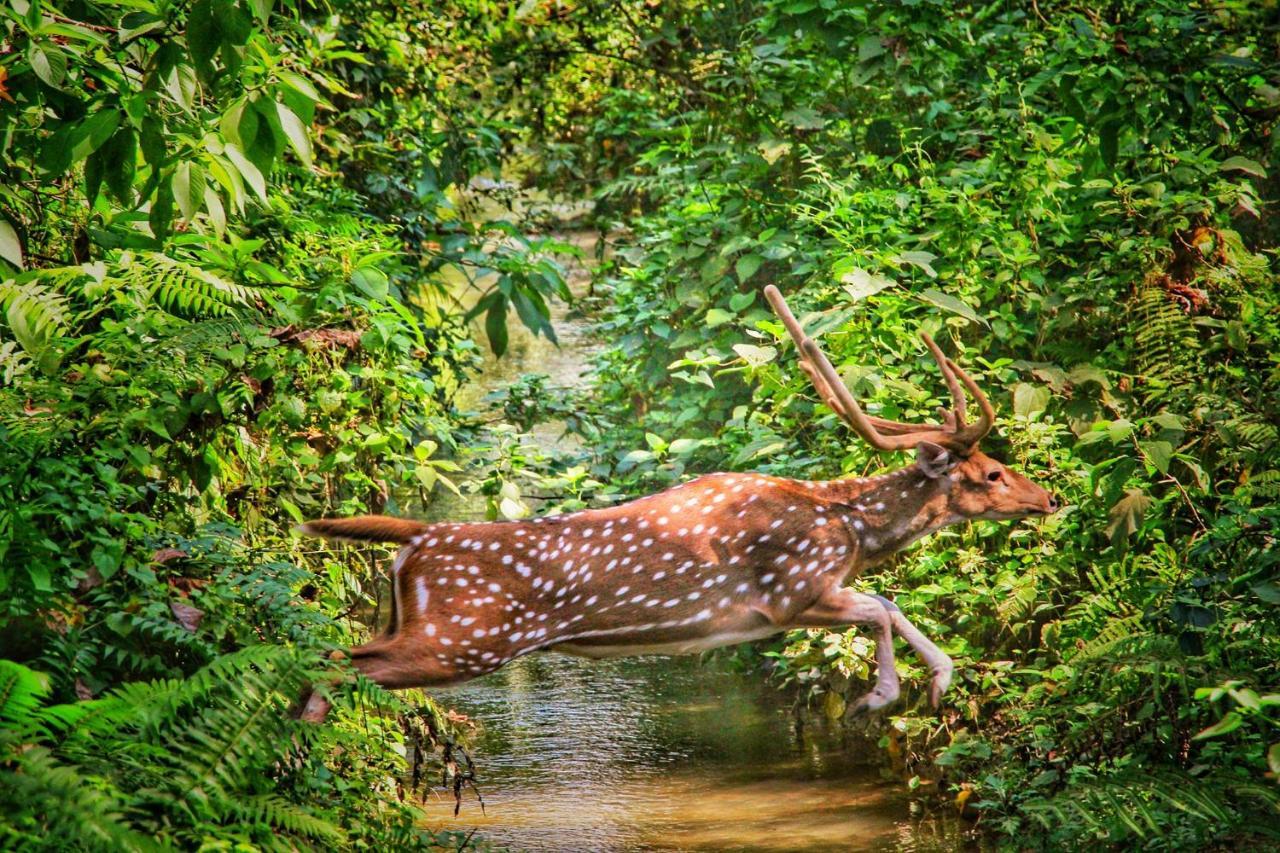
[
  {"x1": 705, "y1": 308, "x2": 735, "y2": 328},
  {"x1": 1099, "y1": 119, "x2": 1121, "y2": 170},
  {"x1": 70, "y1": 109, "x2": 122, "y2": 163},
  {"x1": 918, "y1": 288, "x2": 985, "y2": 326},
  {"x1": 28, "y1": 45, "x2": 67, "y2": 88},
  {"x1": 897, "y1": 251, "x2": 938, "y2": 277},
  {"x1": 278, "y1": 498, "x2": 304, "y2": 524},
  {"x1": 149, "y1": 183, "x2": 174, "y2": 241},
  {"x1": 1012, "y1": 382, "x2": 1050, "y2": 417},
  {"x1": 1140, "y1": 440, "x2": 1173, "y2": 475},
  {"x1": 223, "y1": 144, "x2": 268, "y2": 203},
  {"x1": 732, "y1": 343, "x2": 776, "y2": 367},
  {"x1": 485, "y1": 298, "x2": 509, "y2": 356},
  {"x1": 0, "y1": 220, "x2": 23, "y2": 269},
  {"x1": 172, "y1": 161, "x2": 207, "y2": 221},
  {"x1": 1193, "y1": 712, "x2": 1243, "y2": 740},
  {"x1": 735, "y1": 253, "x2": 763, "y2": 283},
  {"x1": 1250, "y1": 582, "x2": 1280, "y2": 605},
  {"x1": 275, "y1": 102, "x2": 313, "y2": 168},
  {"x1": 782, "y1": 107, "x2": 825, "y2": 130},
  {"x1": 1219, "y1": 156, "x2": 1267, "y2": 178},
  {"x1": 1106, "y1": 488, "x2": 1153, "y2": 541},
  {"x1": 187, "y1": 0, "x2": 221, "y2": 78},
  {"x1": 139, "y1": 116, "x2": 166, "y2": 169},
  {"x1": 278, "y1": 70, "x2": 321, "y2": 103},
  {"x1": 841, "y1": 267, "x2": 896, "y2": 301},
  {"x1": 102, "y1": 129, "x2": 137, "y2": 203},
  {"x1": 198, "y1": 186, "x2": 225, "y2": 237},
  {"x1": 350, "y1": 266, "x2": 388, "y2": 300}
]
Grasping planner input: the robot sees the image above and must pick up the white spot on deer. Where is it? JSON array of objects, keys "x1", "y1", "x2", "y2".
[
  {"x1": 425, "y1": 623, "x2": 436, "y2": 637},
  {"x1": 761, "y1": 572, "x2": 776, "y2": 584},
  {"x1": 414, "y1": 577, "x2": 429, "y2": 614},
  {"x1": 770, "y1": 519, "x2": 783, "y2": 529}
]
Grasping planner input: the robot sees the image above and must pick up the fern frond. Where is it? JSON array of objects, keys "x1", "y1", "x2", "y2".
[
  {"x1": 1129, "y1": 281, "x2": 1198, "y2": 389},
  {"x1": 0, "y1": 748, "x2": 159, "y2": 853},
  {"x1": 0, "y1": 279, "x2": 70, "y2": 355},
  {"x1": 231, "y1": 794, "x2": 347, "y2": 846},
  {"x1": 0, "y1": 659, "x2": 51, "y2": 727},
  {"x1": 117, "y1": 252, "x2": 261, "y2": 319},
  {"x1": 1069, "y1": 613, "x2": 1144, "y2": 663},
  {"x1": 1022, "y1": 769, "x2": 1274, "y2": 843}
]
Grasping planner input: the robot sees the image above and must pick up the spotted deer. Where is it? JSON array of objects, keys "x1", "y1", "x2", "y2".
[{"x1": 297, "y1": 285, "x2": 1058, "y2": 721}]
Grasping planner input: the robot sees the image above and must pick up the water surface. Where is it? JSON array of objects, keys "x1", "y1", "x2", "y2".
[{"x1": 421, "y1": 654, "x2": 953, "y2": 852}]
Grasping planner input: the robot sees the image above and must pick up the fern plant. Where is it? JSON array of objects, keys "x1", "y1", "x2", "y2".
[{"x1": 0, "y1": 648, "x2": 469, "y2": 851}]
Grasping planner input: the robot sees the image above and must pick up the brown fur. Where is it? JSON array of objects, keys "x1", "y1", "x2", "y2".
[{"x1": 298, "y1": 515, "x2": 429, "y2": 544}]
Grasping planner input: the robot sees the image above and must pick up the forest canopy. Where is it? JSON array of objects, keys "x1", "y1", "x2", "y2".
[{"x1": 1, "y1": 0, "x2": 1278, "y2": 849}]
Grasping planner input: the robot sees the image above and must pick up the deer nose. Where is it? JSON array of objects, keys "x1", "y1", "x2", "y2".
[{"x1": 1045, "y1": 494, "x2": 1060, "y2": 513}]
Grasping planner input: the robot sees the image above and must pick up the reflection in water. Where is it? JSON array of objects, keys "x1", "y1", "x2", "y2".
[{"x1": 422, "y1": 654, "x2": 948, "y2": 852}]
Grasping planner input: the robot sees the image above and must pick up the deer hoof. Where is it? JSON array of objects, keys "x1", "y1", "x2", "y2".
[
  {"x1": 849, "y1": 683, "x2": 900, "y2": 715},
  {"x1": 298, "y1": 691, "x2": 332, "y2": 724},
  {"x1": 929, "y1": 660, "x2": 954, "y2": 708}
]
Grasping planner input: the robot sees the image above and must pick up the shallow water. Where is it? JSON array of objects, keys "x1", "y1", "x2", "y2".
[
  {"x1": 413, "y1": 216, "x2": 964, "y2": 851},
  {"x1": 420, "y1": 654, "x2": 958, "y2": 852}
]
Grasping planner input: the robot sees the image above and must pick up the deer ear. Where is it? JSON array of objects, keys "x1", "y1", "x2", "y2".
[{"x1": 915, "y1": 441, "x2": 956, "y2": 478}]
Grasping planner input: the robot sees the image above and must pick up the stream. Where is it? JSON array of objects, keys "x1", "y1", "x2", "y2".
[{"x1": 413, "y1": 221, "x2": 968, "y2": 851}]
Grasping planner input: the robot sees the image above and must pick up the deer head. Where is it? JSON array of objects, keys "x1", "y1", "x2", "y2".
[{"x1": 763, "y1": 284, "x2": 1058, "y2": 523}]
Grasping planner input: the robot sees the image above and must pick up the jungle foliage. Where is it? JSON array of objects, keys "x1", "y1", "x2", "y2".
[
  {"x1": 3, "y1": 0, "x2": 1280, "y2": 850},
  {"x1": 434, "y1": 0, "x2": 1280, "y2": 848},
  {"x1": 0, "y1": 0, "x2": 558, "y2": 848}
]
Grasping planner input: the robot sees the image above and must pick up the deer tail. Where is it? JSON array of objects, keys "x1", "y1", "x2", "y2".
[{"x1": 298, "y1": 515, "x2": 430, "y2": 544}]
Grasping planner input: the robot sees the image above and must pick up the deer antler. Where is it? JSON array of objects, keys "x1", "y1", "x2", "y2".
[{"x1": 763, "y1": 284, "x2": 994, "y2": 454}]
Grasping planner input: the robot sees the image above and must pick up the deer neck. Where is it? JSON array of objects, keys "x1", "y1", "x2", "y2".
[{"x1": 820, "y1": 466, "x2": 957, "y2": 564}]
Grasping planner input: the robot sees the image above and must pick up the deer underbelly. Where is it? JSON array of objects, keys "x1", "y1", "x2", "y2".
[{"x1": 551, "y1": 626, "x2": 784, "y2": 659}]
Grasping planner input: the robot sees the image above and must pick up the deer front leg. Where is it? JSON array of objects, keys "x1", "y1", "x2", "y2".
[
  {"x1": 867, "y1": 594, "x2": 954, "y2": 708},
  {"x1": 793, "y1": 589, "x2": 900, "y2": 713}
]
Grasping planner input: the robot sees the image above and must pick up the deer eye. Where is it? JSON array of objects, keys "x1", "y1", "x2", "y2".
[{"x1": 986, "y1": 470, "x2": 1002, "y2": 482}]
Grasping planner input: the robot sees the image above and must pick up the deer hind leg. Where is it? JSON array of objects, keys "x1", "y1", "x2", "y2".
[
  {"x1": 297, "y1": 638, "x2": 468, "y2": 723},
  {"x1": 793, "y1": 589, "x2": 900, "y2": 713},
  {"x1": 868, "y1": 594, "x2": 954, "y2": 708}
]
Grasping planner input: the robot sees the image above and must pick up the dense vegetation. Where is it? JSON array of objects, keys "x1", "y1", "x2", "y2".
[
  {"x1": 2, "y1": 0, "x2": 1278, "y2": 850},
  {"x1": 0, "y1": 0, "x2": 557, "y2": 847},
  {"x1": 451, "y1": 0, "x2": 1280, "y2": 847}
]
